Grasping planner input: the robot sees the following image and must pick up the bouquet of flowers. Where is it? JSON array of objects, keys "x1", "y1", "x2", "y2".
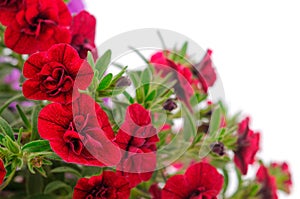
[{"x1": 0, "y1": 0, "x2": 293, "y2": 199}]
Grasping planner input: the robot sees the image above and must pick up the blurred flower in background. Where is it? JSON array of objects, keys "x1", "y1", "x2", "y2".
[{"x1": 67, "y1": 0, "x2": 85, "y2": 14}]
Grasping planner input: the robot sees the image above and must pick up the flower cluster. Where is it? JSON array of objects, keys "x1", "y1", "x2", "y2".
[{"x1": 0, "y1": 0, "x2": 293, "y2": 198}]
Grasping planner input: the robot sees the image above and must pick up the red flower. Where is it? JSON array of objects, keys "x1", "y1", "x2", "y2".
[
  {"x1": 233, "y1": 117, "x2": 260, "y2": 175},
  {"x1": 162, "y1": 162, "x2": 224, "y2": 199},
  {"x1": 0, "y1": 0, "x2": 24, "y2": 26},
  {"x1": 38, "y1": 94, "x2": 120, "y2": 166},
  {"x1": 0, "y1": 159, "x2": 6, "y2": 185},
  {"x1": 150, "y1": 51, "x2": 194, "y2": 110},
  {"x1": 4, "y1": 0, "x2": 72, "y2": 54},
  {"x1": 194, "y1": 49, "x2": 217, "y2": 93},
  {"x1": 270, "y1": 162, "x2": 292, "y2": 194},
  {"x1": 149, "y1": 183, "x2": 162, "y2": 199},
  {"x1": 114, "y1": 103, "x2": 159, "y2": 187},
  {"x1": 73, "y1": 171, "x2": 131, "y2": 199},
  {"x1": 256, "y1": 165, "x2": 278, "y2": 199},
  {"x1": 23, "y1": 43, "x2": 93, "y2": 104},
  {"x1": 70, "y1": 11, "x2": 97, "y2": 59}
]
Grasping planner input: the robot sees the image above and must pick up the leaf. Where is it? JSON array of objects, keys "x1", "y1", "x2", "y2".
[
  {"x1": 111, "y1": 66, "x2": 128, "y2": 85},
  {"x1": 179, "y1": 41, "x2": 188, "y2": 57},
  {"x1": 97, "y1": 73, "x2": 113, "y2": 90},
  {"x1": 145, "y1": 90, "x2": 157, "y2": 102},
  {"x1": 182, "y1": 103, "x2": 197, "y2": 141},
  {"x1": 30, "y1": 105, "x2": 41, "y2": 141},
  {"x1": 5, "y1": 135, "x2": 20, "y2": 154},
  {"x1": 123, "y1": 91, "x2": 134, "y2": 104},
  {"x1": 22, "y1": 140, "x2": 51, "y2": 153},
  {"x1": 0, "y1": 93, "x2": 24, "y2": 115},
  {"x1": 95, "y1": 50, "x2": 112, "y2": 79},
  {"x1": 26, "y1": 194, "x2": 56, "y2": 199},
  {"x1": 44, "y1": 181, "x2": 72, "y2": 194},
  {"x1": 209, "y1": 105, "x2": 222, "y2": 137},
  {"x1": 87, "y1": 51, "x2": 95, "y2": 69},
  {"x1": 127, "y1": 71, "x2": 141, "y2": 88},
  {"x1": 51, "y1": 166, "x2": 81, "y2": 178},
  {"x1": 0, "y1": 116, "x2": 15, "y2": 140},
  {"x1": 16, "y1": 104, "x2": 31, "y2": 129}
]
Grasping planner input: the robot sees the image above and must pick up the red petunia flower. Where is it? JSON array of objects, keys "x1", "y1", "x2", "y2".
[
  {"x1": 270, "y1": 162, "x2": 293, "y2": 194},
  {"x1": 233, "y1": 117, "x2": 260, "y2": 175},
  {"x1": 70, "y1": 11, "x2": 97, "y2": 59},
  {"x1": 73, "y1": 171, "x2": 131, "y2": 199},
  {"x1": 4, "y1": 0, "x2": 72, "y2": 54},
  {"x1": 149, "y1": 183, "x2": 162, "y2": 199},
  {"x1": 0, "y1": 0, "x2": 24, "y2": 26},
  {"x1": 256, "y1": 165, "x2": 278, "y2": 199},
  {"x1": 0, "y1": 159, "x2": 6, "y2": 185},
  {"x1": 194, "y1": 49, "x2": 217, "y2": 93},
  {"x1": 38, "y1": 94, "x2": 120, "y2": 167},
  {"x1": 162, "y1": 162, "x2": 224, "y2": 199},
  {"x1": 150, "y1": 51, "x2": 194, "y2": 110},
  {"x1": 22, "y1": 43, "x2": 93, "y2": 104},
  {"x1": 114, "y1": 103, "x2": 159, "y2": 187}
]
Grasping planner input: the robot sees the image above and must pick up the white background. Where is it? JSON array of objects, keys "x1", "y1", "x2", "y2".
[{"x1": 86, "y1": 1, "x2": 299, "y2": 198}]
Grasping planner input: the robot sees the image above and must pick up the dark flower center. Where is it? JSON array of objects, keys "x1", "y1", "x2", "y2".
[
  {"x1": 63, "y1": 131, "x2": 84, "y2": 155},
  {"x1": 41, "y1": 67, "x2": 73, "y2": 97},
  {"x1": 0, "y1": 0, "x2": 17, "y2": 7},
  {"x1": 188, "y1": 187, "x2": 206, "y2": 199},
  {"x1": 86, "y1": 185, "x2": 116, "y2": 199},
  {"x1": 71, "y1": 35, "x2": 93, "y2": 58}
]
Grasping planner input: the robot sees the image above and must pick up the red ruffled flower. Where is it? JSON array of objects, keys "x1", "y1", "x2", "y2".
[
  {"x1": 150, "y1": 51, "x2": 194, "y2": 110},
  {"x1": 4, "y1": 0, "x2": 72, "y2": 54},
  {"x1": 270, "y1": 162, "x2": 292, "y2": 194},
  {"x1": 70, "y1": 11, "x2": 97, "y2": 59},
  {"x1": 38, "y1": 94, "x2": 120, "y2": 166},
  {"x1": 194, "y1": 49, "x2": 217, "y2": 93},
  {"x1": 0, "y1": 0, "x2": 24, "y2": 26},
  {"x1": 233, "y1": 117, "x2": 260, "y2": 175},
  {"x1": 162, "y1": 162, "x2": 224, "y2": 199},
  {"x1": 114, "y1": 103, "x2": 159, "y2": 187},
  {"x1": 256, "y1": 165, "x2": 278, "y2": 199},
  {"x1": 0, "y1": 159, "x2": 6, "y2": 185},
  {"x1": 149, "y1": 183, "x2": 162, "y2": 199},
  {"x1": 73, "y1": 171, "x2": 131, "y2": 199},
  {"x1": 22, "y1": 43, "x2": 93, "y2": 104}
]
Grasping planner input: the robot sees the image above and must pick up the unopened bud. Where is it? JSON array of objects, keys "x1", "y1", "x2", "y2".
[
  {"x1": 116, "y1": 76, "x2": 131, "y2": 87},
  {"x1": 163, "y1": 99, "x2": 177, "y2": 111},
  {"x1": 210, "y1": 142, "x2": 225, "y2": 156}
]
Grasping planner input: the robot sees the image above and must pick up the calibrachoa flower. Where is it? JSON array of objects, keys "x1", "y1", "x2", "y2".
[
  {"x1": 256, "y1": 165, "x2": 278, "y2": 199},
  {"x1": 233, "y1": 117, "x2": 260, "y2": 175},
  {"x1": 73, "y1": 171, "x2": 131, "y2": 199},
  {"x1": 270, "y1": 162, "x2": 293, "y2": 194},
  {"x1": 194, "y1": 49, "x2": 217, "y2": 93},
  {"x1": 115, "y1": 103, "x2": 159, "y2": 187},
  {"x1": 0, "y1": 159, "x2": 6, "y2": 185},
  {"x1": 0, "y1": 0, "x2": 24, "y2": 26},
  {"x1": 149, "y1": 183, "x2": 162, "y2": 199},
  {"x1": 150, "y1": 51, "x2": 194, "y2": 110},
  {"x1": 4, "y1": 0, "x2": 72, "y2": 54},
  {"x1": 38, "y1": 94, "x2": 120, "y2": 166},
  {"x1": 70, "y1": 11, "x2": 97, "y2": 59},
  {"x1": 67, "y1": 0, "x2": 85, "y2": 14},
  {"x1": 162, "y1": 162, "x2": 224, "y2": 199},
  {"x1": 22, "y1": 43, "x2": 93, "y2": 104}
]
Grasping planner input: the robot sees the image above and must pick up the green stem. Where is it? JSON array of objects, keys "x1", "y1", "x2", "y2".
[
  {"x1": 0, "y1": 93, "x2": 24, "y2": 115},
  {"x1": 222, "y1": 168, "x2": 229, "y2": 198},
  {"x1": 131, "y1": 188, "x2": 151, "y2": 199}
]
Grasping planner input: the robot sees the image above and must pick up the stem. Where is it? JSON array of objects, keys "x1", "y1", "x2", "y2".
[
  {"x1": 0, "y1": 93, "x2": 24, "y2": 115},
  {"x1": 229, "y1": 166, "x2": 243, "y2": 198},
  {"x1": 131, "y1": 187, "x2": 151, "y2": 199},
  {"x1": 222, "y1": 168, "x2": 229, "y2": 198},
  {"x1": 0, "y1": 169, "x2": 16, "y2": 191}
]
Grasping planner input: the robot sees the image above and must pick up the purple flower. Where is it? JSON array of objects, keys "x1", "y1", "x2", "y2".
[
  {"x1": 4, "y1": 69, "x2": 21, "y2": 91},
  {"x1": 67, "y1": 0, "x2": 85, "y2": 14}
]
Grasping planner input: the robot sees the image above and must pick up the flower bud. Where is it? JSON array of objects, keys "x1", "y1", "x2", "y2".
[
  {"x1": 116, "y1": 76, "x2": 131, "y2": 87},
  {"x1": 163, "y1": 99, "x2": 177, "y2": 111},
  {"x1": 210, "y1": 142, "x2": 225, "y2": 156}
]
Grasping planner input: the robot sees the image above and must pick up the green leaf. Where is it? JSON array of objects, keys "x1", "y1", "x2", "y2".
[
  {"x1": 182, "y1": 103, "x2": 197, "y2": 141},
  {"x1": 16, "y1": 104, "x2": 31, "y2": 129},
  {"x1": 87, "y1": 51, "x2": 95, "y2": 69},
  {"x1": 22, "y1": 140, "x2": 51, "y2": 153},
  {"x1": 0, "y1": 116, "x2": 15, "y2": 140},
  {"x1": 209, "y1": 105, "x2": 222, "y2": 136},
  {"x1": 26, "y1": 194, "x2": 56, "y2": 199},
  {"x1": 129, "y1": 46, "x2": 149, "y2": 64},
  {"x1": 95, "y1": 50, "x2": 112, "y2": 79},
  {"x1": 0, "y1": 93, "x2": 24, "y2": 115},
  {"x1": 179, "y1": 41, "x2": 188, "y2": 57},
  {"x1": 51, "y1": 166, "x2": 81, "y2": 178},
  {"x1": 111, "y1": 66, "x2": 128, "y2": 85},
  {"x1": 128, "y1": 71, "x2": 141, "y2": 88},
  {"x1": 97, "y1": 73, "x2": 113, "y2": 90},
  {"x1": 123, "y1": 91, "x2": 134, "y2": 104},
  {"x1": 145, "y1": 90, "x2": 157, "y2": 102},
  {"x1": 44, "y1": 181, "x2": 72, "y2": 195},
  {"x1": 30, "y1": 105, "x2": 41, "y2": 141}
]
